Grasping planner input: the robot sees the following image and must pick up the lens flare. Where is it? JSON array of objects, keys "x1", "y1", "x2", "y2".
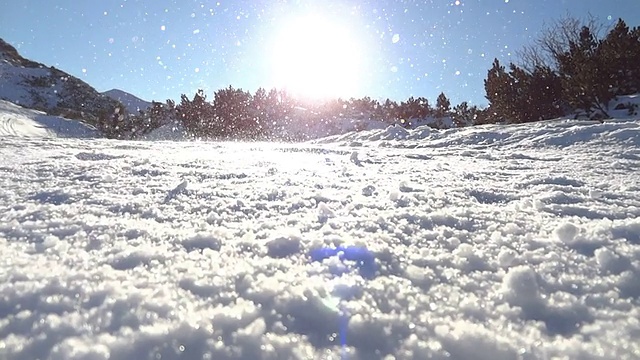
[{"x1": 309, "y1": 245, "x2": 377, "y2": 357}]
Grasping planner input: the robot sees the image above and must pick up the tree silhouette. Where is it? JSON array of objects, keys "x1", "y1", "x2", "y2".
[
  {"x1": 557, "y1": 26, "x2": 611, "y2": 118},
  {"x1": 436, "y1": 92, "x2": 451, "y2": 117}
]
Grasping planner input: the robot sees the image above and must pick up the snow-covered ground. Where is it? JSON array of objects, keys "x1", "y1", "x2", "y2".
[
  {"x1": 0, "y1": 100, "x2": 98, "y2": 138},
  {"x1": 1, "y1": 114, "x2": 639, "y2": 359},
  {"x1": 138, "y1": 121, "x2": 189, "y2": 141}
]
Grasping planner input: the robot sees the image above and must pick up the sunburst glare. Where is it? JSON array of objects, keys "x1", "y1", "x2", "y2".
[{"x1": 269, "y1": 14, "x2": 366, "y2": 100}]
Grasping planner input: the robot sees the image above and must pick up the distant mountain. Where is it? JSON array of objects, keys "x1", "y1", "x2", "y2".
[
  {"x1": 0, "y1": 38, "x2": 123, "y2": 126},
  {"x1": 103, "y1": 89, "x2": 152, "y2": 115}
]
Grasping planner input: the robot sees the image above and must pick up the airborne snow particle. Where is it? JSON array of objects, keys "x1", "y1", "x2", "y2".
[
  {"x1": 392, "y1": 34, "x2": 400, "y2": 43},
  {"x1": 160, "y1": 25, "x2": 166, "y2": 31}
]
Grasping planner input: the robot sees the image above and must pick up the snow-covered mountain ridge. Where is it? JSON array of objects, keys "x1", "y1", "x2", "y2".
[
  {"x1": 102, "y1": 88, "x2": 152, "y2": 114},
  {"x1": 0, "y1": 38, "x2": 122, "y2": 124}
]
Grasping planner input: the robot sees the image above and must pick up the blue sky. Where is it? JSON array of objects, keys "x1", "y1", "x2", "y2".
[{"x1": 2, "y1": 0, "x2": 639, "y2": 107}]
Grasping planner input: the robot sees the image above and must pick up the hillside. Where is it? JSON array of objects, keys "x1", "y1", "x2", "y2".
[{"x1": 0, "y1": 38, "x2": 122, "y2": 125}]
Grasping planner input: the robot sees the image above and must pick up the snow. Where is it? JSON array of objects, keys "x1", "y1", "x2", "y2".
[
  {"x1": 0, "y1": 100, "x2": 98, "y2": 138},
  {"x1": 139, "y1": 121, "x2": 189, "y2": 141},
  {"x1": 1, "y1": 109, "x2": 640, "y2": 359}
]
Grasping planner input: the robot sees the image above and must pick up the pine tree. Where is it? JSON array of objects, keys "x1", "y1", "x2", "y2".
[
  {"x1": 350, "y1": 96, "x2": 381, "y2": 120},
  {"x1": 452, "y1": 101, "x2": 480, "y2": 127},
  {"x1": 250, "y1": 87, "x2": 270, "y2": 138},
  {"x1": 557, "y1": 26, "x2": 612, "y2": 118},
  {"x1": 97, "y1": 102, "x2": 128, "y2": 138},
  {"x1": 381, "y1": 99, "x2": 399, "y2": 122},
  {"x1": 526, "y1": 65, "x2": 563, "y2": 121},
  {"x1": 484, "y1": 58, "x2": 516, "y2": 122},
  {"x1": 436, "y1": 92, "x2": 451, "y2": 118},
  {"x1": 484, "y1": 58, "x2": 562, "y2": 123},
  {"x1": 210, "y1": 86, "x2": 257, "y2": 139},
  {"x1": 599, "y1": 19, "x2": 640, "y2": 96},
  {"x1": 176, "y1": 89, "x2": 211, "y2": 136},
  {"x1": 396, "y1": 97, "x2": 431, "y2": 126}
]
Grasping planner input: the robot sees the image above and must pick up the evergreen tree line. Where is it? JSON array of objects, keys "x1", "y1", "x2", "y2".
[
  {"x1": 97, "y1": 16, "x2": 639, "y2": 139},
  {"x1": 116, "y1": 87, "x2": 479, "y2": 140},
  {"x1": 484, "y1": 17, "x2": 640, "y2": 123}
]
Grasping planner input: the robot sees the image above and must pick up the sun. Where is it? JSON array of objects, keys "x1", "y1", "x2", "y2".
[{"x1": 270, "y1": 14, "x2": 365, "y2": 100}]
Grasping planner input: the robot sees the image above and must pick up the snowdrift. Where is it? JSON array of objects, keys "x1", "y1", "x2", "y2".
[
  {"x1": 0, "y1": 99, "x2": 98, "y2": 138},
  {"x1": 313, "y1": 95, "x2": 640, "y2": 149},
  {"x1": 138, "y1": 121, "x2": 189, "y2": 141},
  {"x1": 313, "y1": 117, "x2": 640, "y2": 150}
]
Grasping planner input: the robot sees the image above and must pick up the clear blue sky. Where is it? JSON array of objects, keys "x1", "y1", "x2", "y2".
[{"x1": 1, "y1": 0, "x2": 639, "y2": 107}]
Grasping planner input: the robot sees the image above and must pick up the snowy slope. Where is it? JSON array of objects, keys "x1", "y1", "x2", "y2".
[
  {"x1": 103, "y1": 88, "x2": 152, "y2": 114},
  {"x1": 314, "y1": 117, "x2": 640, "y2": 150},
  {"x1": 314, "y1": 93, "x2": 640, "y2": 148},
  {"x1": 0, "y1": 117, "x2": 639, "y2": 359},
  {"x1": 0, "y1": 38, "x2": 121, "y2": 121},
  {"x1": 0, "y1": 99, "x2": 98, "y2": 138}
]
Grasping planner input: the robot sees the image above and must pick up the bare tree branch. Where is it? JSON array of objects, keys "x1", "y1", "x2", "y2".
[{"x1": 516, "y1": 12, "x2": 610, "y2": 72}]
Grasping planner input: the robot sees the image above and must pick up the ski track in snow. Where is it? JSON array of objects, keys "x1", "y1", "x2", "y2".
[
  {"x1": 0, "y1": 100, "x2": 98, "y2": 139},
  {"x1": 0, "y1": 108, "x2": 52, "y2": 138},
  {"x1": 1, "y1": 120, "x2": 640, "y2": 359}
]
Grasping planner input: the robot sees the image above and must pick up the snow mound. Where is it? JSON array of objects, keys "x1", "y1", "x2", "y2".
[
  {"x1": 0, "y1": 99, "x2": 98, "y2": 138},
  {"x1": 313, "y1": 116, "x2": 640, "y2": 149},
  {"x1": 312, "y1": 93, "x2": 640, "y2": 148},
  {"x1": 139, "y1": 121, "x2": 189, "y2": 141}
]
